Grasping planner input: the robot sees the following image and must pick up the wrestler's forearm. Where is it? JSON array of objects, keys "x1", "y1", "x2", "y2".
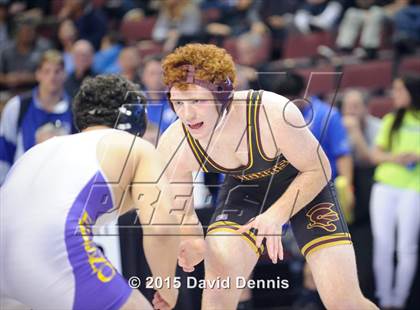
[
  {"x1": 143, "y1": 233, "x2": 180, "y2": 306},
  {"x1": 272, "y1": 169, "x2": 330, "y2": 222},
  {"x1": 180, "y1": 203, "x2": 205, "y2": 241}
]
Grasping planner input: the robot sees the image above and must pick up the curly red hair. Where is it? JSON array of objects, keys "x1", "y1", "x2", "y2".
[{"x1": 162, "y1": 43, "x2": 236, "y2": 90}]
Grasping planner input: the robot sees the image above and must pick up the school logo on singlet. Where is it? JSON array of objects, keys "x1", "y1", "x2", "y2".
[{"x1": 306, "y1": 203, "x2": 339, "y2": 232}]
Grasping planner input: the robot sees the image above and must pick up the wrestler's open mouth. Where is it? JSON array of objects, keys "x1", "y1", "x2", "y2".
[{"x1": 188, "y1": 122, "x2": 203, "y2": 130}]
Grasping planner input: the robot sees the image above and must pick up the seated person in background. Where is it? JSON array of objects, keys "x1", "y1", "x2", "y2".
[
  {"x1": 393, "y1": 1, "x2": 420, "y2": 57},
  {"x1": 205, "y1": 0, "x2": 266, "y2": 45},
  {"x1": 294, "y1": 0, "x2": 343, "y2": 34},
  {"x1": 0, "y1": 16, "x2": 51, "y2": 91},
  {"x1": 0, "y1": 50, "x2": 73, "y2": 185},
  {"x1": 335, "y1": 0, "x2": 408, "y2": 59},
  {"x1": 152, "y1": 0, "x2": 202, "y2": 53},
  {"x1": 58, "y1": 0, "x2": 107, "y2": 51},
  {"x1": 259, "y1": 0, "x2": 303, "y2": 58}
]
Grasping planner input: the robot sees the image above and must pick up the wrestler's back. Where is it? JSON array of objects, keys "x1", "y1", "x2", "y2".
[{"x1": 0, "y1": 129, "x2": 128, "y2": 309}]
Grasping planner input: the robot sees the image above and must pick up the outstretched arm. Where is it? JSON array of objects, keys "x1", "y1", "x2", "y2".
[
  {"x1": 131, "y1": 140, "x2": 181, "y2": 309},
  {"x1": 157, "y1": 122, "x2": 206, "y2": 272}
]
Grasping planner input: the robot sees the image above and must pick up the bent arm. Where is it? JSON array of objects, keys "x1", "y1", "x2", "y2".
[
  {"x1": 263, "y1": 93, "x2": 332, "y2": 222},
  {"x1": 157, "y1": 124, "x2": 204, "y2": 241},
  {"x1": 371, "y1": 146, "x2": 397, "y2": 165},
  {"x1": 131, "y1": 141, "x2": 181, "y2": 307}
]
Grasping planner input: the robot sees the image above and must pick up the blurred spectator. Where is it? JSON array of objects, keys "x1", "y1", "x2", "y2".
[
  {"x1": 370, "y1": 74, "x2": 420, "y2": 309},
  {"x1": 140, "y1": 56, "x2": 176, "y2": 143},
  {"x1": 152, "y1": 0, "x2": 201, "y2": 53},
  {"x1": 64, "y1": 39, "x2": 95, "y2": 99},
  {"x1": 393, "y1": 2, "x2": 420, "y2": 57},
  {"x1": 341, "y1": 89, "x2": 381, "y2": 224},
  {"x1": 0, "y1": 50, "x2": 73, "y2": 185},
  {"x1": 121, "y1": 7, "x2": 144, "y2": 22},
  {"x1": 0, "y1": 17, "x2": 51, "y2": 91},
  {"x1": 58, "y1": 0, "x2": 108, "y2": 50},
  {"x1": 7, "y1": 0, "x2": 50, "y2": 18},
  {"x1": 101, "y1": 0, "x2": 137, "y2": 25},
  {"x1": 93, "y1": 32, "x2": 123, "y2": 74},
  {"x1": 236, "y1": 32, "x2": 265, "y2": 67},
  {"x1": 235, "y1": 65, "x2": 255, "y2": 91},
  {"x1": 118, "y1": 46, "x2": 141, "y2": 84},
  {"x1": 342, "y1": 90, "x2": 381, "y2": 166},
  {"x1": 334, "y1": 0, "x2": 408, "y2": 59},
  {"x1": 206, "y1": 0, "x2": 266, "y2": 45},
  {"x1": 260, "y1": 0, "x2": 303, "y2": 58},
  {"x1": 0, "y1": 3, "x2": 10, "y2": 48},
  {"x1": 294, "y1": 0, "x2": 343, "y2": 34},
  {"x1": 57, "y1": 19, "x2": 78, "y2": 74}
]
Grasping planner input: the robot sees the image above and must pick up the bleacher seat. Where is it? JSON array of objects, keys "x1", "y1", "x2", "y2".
[
  {"x1": 120, "y1": 16, "x2": 157, "y2": 44},
  {"x1": 283, "y1": 31, "x2": 335, "y2": 59},
  {"x1": 398, "y1": 56, "x2": 420, "y2": 75},
  {"x1": 296, "y1": 65, "x2": 339, "y2": 96},
  {"x1": 340, "y1": 60, "x2": 393, "y2": 90},
  {"x1": 368, "y1": 96, "x2": 394, "y2": 118}
]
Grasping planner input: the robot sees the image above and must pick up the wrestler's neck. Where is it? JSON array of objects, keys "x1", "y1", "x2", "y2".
[{"x1": 82, "y1": 125, "x2": 111, "y2": 132}]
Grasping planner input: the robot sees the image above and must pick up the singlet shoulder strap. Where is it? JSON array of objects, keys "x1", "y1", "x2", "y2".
[
  {"x1": 182, "y1": 90, "x2": 256, "y2": 174},
  {"x1": 248, "y1": 90, "x2": 278, "y2": 162}
]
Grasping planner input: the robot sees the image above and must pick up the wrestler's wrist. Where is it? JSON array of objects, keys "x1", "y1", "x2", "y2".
[
  {"x1": 267, "y1": 204, "x2": 288, "y2": 225},
  {"x1": 158, "y1": 287, "x2": 179, "y2": 308}
]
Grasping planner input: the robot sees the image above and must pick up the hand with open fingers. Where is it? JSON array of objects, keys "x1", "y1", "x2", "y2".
[
  {"x1": 237, "y1": 210, "x2": 285, "y2": 264},
  {"x1": 178, "y1": 238, "x2": 206, "y2": 272},
  {"x1": 153, "y1": 291, "x2": 171, "y2": 310}
]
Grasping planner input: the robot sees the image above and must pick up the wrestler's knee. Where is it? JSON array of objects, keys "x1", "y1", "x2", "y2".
[
  {"x1": 204, "y1": 236, "x2": 236, "y2": 276},
  {"x1": 204, "y1": 234, "x2": 256, "y2": 277}
]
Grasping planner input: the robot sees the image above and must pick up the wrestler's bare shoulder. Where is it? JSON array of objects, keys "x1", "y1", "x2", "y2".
[
  {"x1": 97, "y1": 129, "x2": 156, "y2": 156},
  {"x1": 260, "y1": 91, "x2": 305, "y2": 128}
]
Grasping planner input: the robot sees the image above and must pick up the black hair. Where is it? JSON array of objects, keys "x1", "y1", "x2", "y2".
[
  {"x1": 388, "y1": 74, "x2": 420, "y2": 149},
  {"x1": 273, "y1": 71, "x2": 305, "y2": 99},
  {"x1": 73, "y1": 74, "x2": 145, "y2": 131}
]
